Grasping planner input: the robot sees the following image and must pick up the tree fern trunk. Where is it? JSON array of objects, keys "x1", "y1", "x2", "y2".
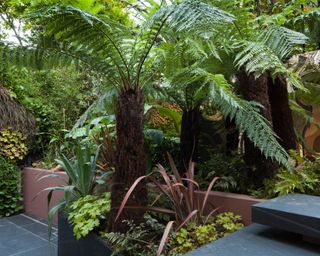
[
  {"x1": 180, "y1": 107, "x2": 201, "y2": 169},
  {"x1": 225, "y1": 117, "x2": 239, "y2": 156},
  {"x1": 256, "y1": 0, "x2": 261, "y2": 16},
  {"x1": 238, "y1": 71, "x2": 278, "y2": 187},
  {"x1": 109, "y1": 88, "x2": 147, "y2": 232},
  {"x1": 268, "y1": 75, "x2": 296, "y2": 150}
]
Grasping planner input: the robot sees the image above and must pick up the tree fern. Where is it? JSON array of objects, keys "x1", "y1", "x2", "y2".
[
  {"x1": 1, "y1": 1, "x2": 234, "y2": 89},
  {"x1": 167, "y1": 67, "x2": 291, "y2": 168},
  {"x1": 208, "y1": 72, "x2": 290, "y2": 169}
]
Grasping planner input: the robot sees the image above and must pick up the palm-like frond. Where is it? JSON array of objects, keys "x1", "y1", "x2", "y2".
[
  {"x1": 148, "y1": 0, "x2": 234, "y2": 33},
  {"x1": 163, "y1": 67, "x2": 208, "y2": 110}
]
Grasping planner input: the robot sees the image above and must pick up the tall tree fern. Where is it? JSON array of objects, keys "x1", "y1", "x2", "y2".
[
  {"x1": 0, "y1": 0, "x2": 234, "y2": 232},
  {"x1": 154, "y1": 31, "x2": 292, "y2": 170}
]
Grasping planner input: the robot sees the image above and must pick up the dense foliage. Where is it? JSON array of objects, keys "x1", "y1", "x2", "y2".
[
  {"x1": 1, "y1": 0, "x2": 320, "y2": 254},
  {"x1": 104, "y1": 212, "x2": 243, "y2": 256},
  {"x1": 68, "y1": 192, "x2": 111, "y2": 240},
  {"x1": 0, "y1": 128, "x2": 28, "y2": 161},
  {"x1": 1, "y1": 67, "x2": 102, "y2": 166},
  {"x1": 0, "y1": 156, "x2": 23, "y2": 217},
  {"x1": 169, "y1": 212, "x2": 243, "y2": 254},
  {"x1": 253, "y1": 152, "x2": 320, "y2": 198}
]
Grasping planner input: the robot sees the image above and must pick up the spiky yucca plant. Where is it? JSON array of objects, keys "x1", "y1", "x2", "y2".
[{"x1": 0, "y1": 0, "x2": 234, "y2": 231}]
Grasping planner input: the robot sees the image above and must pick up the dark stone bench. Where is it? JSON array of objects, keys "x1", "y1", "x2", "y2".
[
  {"x1": 252, "y1": 194, "x2": 320, "y2": 239},
  {"x1": 186, "y1": 224, "x2": 320, "y2": 256}
]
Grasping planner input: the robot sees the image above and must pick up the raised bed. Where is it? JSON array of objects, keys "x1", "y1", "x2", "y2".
[
  {"x1": 22, "y1": 167, "x2": 263, "y2": 225},
  {"x1": 196, "y1": 191, "x2": 264, "y2": 225},
  {"x1": 22, "y1": 167, "x2": 67, "y2": 223}
]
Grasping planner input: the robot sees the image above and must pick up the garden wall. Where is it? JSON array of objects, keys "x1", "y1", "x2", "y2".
[
  {"x1": 196, "y1": 191, "x2": 264, "y2": 225},
  {"x1": 22, "y1": 168, "x2": 264, "y2": 225},
  {"x1": 22, "y1": 167, "x2": 67, "y2": 224}
]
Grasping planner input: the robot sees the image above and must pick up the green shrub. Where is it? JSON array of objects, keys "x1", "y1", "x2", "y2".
[
  {"x1": 103, "y1": 214, "x2": 166, "y2": 256},
  {"x1": 168, "y1": 212, "x2": 243, "y2": 255},
  {"x1": 104, "y1": 212, "x2": 243, "y2": 256},
  {"x1": 0, "y1": 157, "x2": 23, "y2": 217},
  {"x1": 0, "y1": 128, "x2": 28, "y2": 161},
  {"x1": 68, "y1": 192, "x2": 111, "y2": 239},
  {"x1": 252, "y1": 153, "x2": 320, "y2": 199},
  {"x1": 196, "y1": 153, "x2": 250, "y2": 193}
]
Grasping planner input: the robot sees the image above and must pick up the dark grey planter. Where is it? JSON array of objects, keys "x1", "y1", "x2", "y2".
[{"x1": 58, "y1": 212, "x2": 115, "y2": 256}]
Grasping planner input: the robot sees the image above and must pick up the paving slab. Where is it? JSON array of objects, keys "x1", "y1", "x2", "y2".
[
  {"x1": 0, "y1": 214, "x2": 57, "y2": 256},
  {"x1": 187, "y1": 224, "x2": 320, "y2": 256},
  {"x1": 252, "y1": 194, "x2": 320, "y2": 238}
]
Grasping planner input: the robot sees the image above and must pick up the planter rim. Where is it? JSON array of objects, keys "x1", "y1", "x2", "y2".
[{"x1": 23, "y1": 166, "x2": 66, "y2": 174}]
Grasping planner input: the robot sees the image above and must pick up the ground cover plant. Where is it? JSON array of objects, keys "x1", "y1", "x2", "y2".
[{"x1": 0, "y1": 156, "x2": 23, "y2": 217}]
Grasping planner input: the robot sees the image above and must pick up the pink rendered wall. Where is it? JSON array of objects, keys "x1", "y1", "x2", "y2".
[
  {"x1": 196, "y1": 191, "x2": 265, "y2": 225},
  {"x1": 22, "y1": 169, "x2": 264, "y2": 225},
  {"x1": 22, "y1": 167, "x2": 68, "y2": 224}
]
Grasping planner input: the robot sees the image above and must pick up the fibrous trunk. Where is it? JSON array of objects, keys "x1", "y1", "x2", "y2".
[
  {"x1": 238, "y1": 71, "x2": 278, "y2": 187},
  {"x1": 268, "y1": 76, "x2": 296, "y2": 151},
  {"x1": 225, "y1": 117, "x2": 239, "y2": 156},
  {"x1": 180, "y1": 107, "x2": 201, "y2": 169},
  {"x1": 109, "y1": 88, "x2": 147, "y2": 232}
]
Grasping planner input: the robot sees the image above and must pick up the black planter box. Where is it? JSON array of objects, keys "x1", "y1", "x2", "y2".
[{"x1": 58, "y1": 212, "x2": 114, "y2": 256}]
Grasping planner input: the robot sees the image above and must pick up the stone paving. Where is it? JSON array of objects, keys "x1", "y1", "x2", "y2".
[{"x1": 0, "y1": 214, "x2": 57, "y2": 256}]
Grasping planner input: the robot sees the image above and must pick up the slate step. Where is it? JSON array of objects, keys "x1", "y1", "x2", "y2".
[
  {"x1": 186, "y1": 224, "x2": 320, "y2": 256},
  {"x1": 252, "y1": 194, "x2": 320, "y2": 239}
]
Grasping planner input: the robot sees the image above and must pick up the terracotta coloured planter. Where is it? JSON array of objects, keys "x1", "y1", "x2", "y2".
[
  {"x1": 147, "y1": 183, "x2": 264, "y2": 225},
  {"x1": 22, "y1": 167, "x2": 264, "y2": 225},
  {"x1": 22, "y1": 167, "x2": 67, "y2": 223}
]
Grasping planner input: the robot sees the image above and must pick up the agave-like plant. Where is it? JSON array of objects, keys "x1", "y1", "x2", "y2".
[
  {"x1": 38, "y1": 144, "x2": 111, "y2": 236},
  {"x1": 115, "y1": 155, "x2": 219, "y2": 255}
]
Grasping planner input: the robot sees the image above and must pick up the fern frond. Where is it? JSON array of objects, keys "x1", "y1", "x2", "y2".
[
  {"x1": 235, "y1": 41, "x2": 305, "y2": 90},
  {"x1": 259, "y1": 26, "x2": 308, "y2": 60},
  {"x1": 167, "y1": 0, "x2": 234, "y2": 32},
  {"x1": 205, "y1": 73, "x2": 291, "y2": 169},
  {"x1": 167, "y1": 68, "x2": 291, "y2": 168},
  {"x1": 27, "y1": 5, "x2": 133, "y2": 80},
  {"x1": 0, "y1": 43, "x2": 118, "y2": 84}
]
